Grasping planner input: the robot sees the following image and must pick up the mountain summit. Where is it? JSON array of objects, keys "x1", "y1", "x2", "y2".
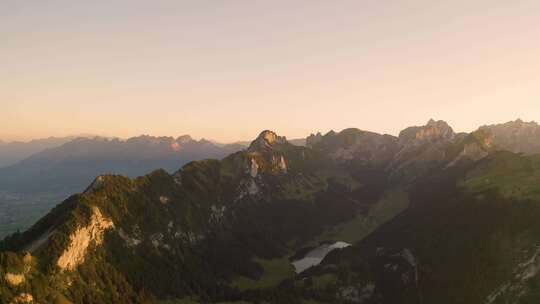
[
  {"x1": 398, "y1": 119, "x2": 455, "y2": 146},
  {"x1": 248, "y1": 130, "x2": 288, "y2": 151},
  {"x1": 477, "y1": 119, "x2": 540, "y2": 154}
]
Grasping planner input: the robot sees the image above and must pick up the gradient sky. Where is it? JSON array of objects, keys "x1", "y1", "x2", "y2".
[{"x1": 1, "y1": 0, "x2": 540, "y2": 143}]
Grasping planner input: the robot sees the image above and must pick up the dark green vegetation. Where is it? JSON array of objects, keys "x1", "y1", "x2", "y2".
[
  {"x1": 297, "y1": 154, "x2": 540, "y2": 304},
  {"x1": 4, "y1": 120, "x2": 540, "y2": 303}
]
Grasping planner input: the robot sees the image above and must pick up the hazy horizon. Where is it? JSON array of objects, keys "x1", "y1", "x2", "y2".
[
  {"x1": 2, "y1": 0, "x2": 540, "y2": 142},
  {"x1": 0, "y1": 117, "x2": 537, "y2": 144},
  {"x1": 1, "y1": 117, "x2": 536, "y2": 145}
]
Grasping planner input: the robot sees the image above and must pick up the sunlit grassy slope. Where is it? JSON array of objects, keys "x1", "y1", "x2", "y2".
[
  {"x1": 460, "y1": 152, "x2": 540, "y2": 201},
  {"x1": 312, "y1": 188, "x2": 409, "y2": 245},
  {"x1": 230, "y1": 257, "x2": 295, "y2": 291}
]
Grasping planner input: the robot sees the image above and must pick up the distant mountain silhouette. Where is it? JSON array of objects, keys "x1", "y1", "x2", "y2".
[
  {"x1": 0, "y1": 135, "x2": 245, "y2": 194},
  {"x1": 0, "y1": 137, "x2": 75, "y2": 168}
]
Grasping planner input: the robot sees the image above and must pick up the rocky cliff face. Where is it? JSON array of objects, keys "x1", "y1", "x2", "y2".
[
  {"x1": 387, "y1": 120, "x2": 459, "y2": 180},
  {"x1": 477, "y1": 119, "x2": 540, "y2": 155},
  {"x1": 398, "y1": 119, "x2": 456, "y2": 146},
  {"x1": 56, "y1": 206, "x2": 114, "y2": 271},
  {"x1": 306, "y1": 121, "x2": 465, "y2": 182},
  {"x1": 307, "y1": 129, "x2": 400, "y2": 167},
  {"x1": 306, "y1": 132, "x2": 324, "y2": 147},
  {"x1": 248, "y1": 130, "x2": 288, "y2": 151},
  {"x1": 446, "y1": 120, "x2": 540, "y2": 168}
]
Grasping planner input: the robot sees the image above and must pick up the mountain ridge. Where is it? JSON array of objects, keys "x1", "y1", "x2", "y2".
[
  {"x1": 0, "y1": 136, "x2": 76, "y2": 168},
  {"x1": 3, "y1": 119, "x2": 540, "y2": 303}
]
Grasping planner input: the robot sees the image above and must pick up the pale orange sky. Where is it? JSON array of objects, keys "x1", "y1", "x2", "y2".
[{"x1": 1, "y1": 0, "x2": 540, "y2": 143}]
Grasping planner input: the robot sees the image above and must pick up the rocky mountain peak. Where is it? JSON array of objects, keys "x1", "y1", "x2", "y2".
[
  {"x1": 420, "y1": 119, "x2": 454, "y2": 140},
  {"x1": 399, "y1": 119, "x2": 455, "y2": 146},
  {"x1": 249, "y1": 130, "x2": 287, "y2": 151},
  {"x1": 500, "y1": 119, "x2": 538, "y2": 129},
  {"x1": 306, "y1": 132, "x2": 323, "y2": 147},
  {"x1": 476, "y1": 119, "x2": 540, "y2": 155}
]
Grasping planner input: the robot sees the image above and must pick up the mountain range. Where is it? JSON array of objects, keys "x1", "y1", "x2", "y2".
[
  {"x1": 0, "y1": 135, "x2": 247, "y2": 240},
  {"x1": 0, "y1": 137, "x2": 76, "y2": 168},
  {"x1": 2, "y1": 119, "x2": 540, "y2": 303},
  {"x1": 0, "y1": 135, "x2": 245, "y2": 194}
]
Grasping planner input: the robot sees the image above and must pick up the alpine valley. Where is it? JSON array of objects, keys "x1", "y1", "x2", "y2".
[{"x1": 3, "y1": 119, "x2": 540, "y2": 304}]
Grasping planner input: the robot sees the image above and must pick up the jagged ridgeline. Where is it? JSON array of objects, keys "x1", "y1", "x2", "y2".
[
  {"x1": 0, "y1": 130, "x2": 371, "y2": 303},
  {"x1": 3, "y1": 120, "x2": 540, "y2": 303}
]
